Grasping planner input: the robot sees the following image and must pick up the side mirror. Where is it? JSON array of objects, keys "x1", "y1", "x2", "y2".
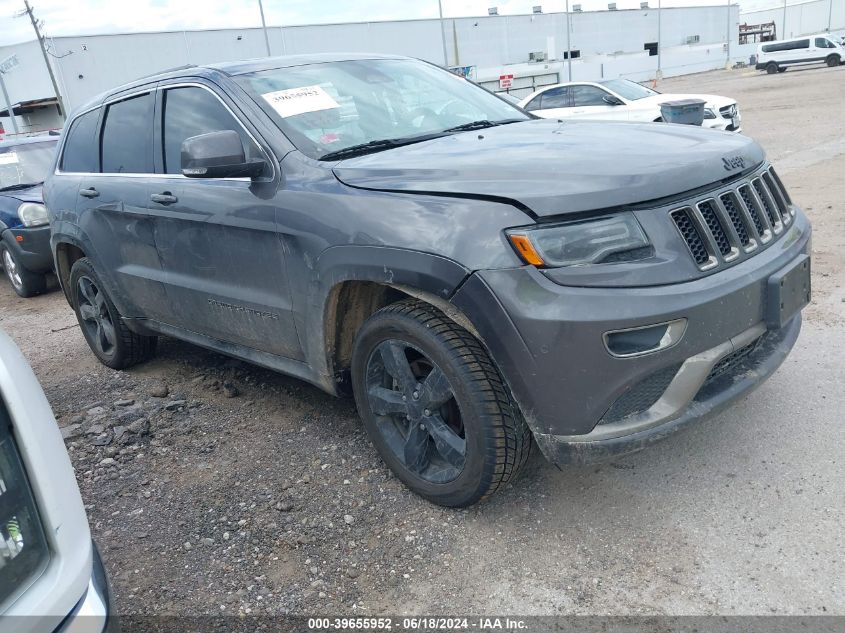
[
  {"x1": 602, "y1": 95, "x2": 624, "y2": 106},
  {"x1": 181, "y1": 130, "x2": 266, "y2": 179}
]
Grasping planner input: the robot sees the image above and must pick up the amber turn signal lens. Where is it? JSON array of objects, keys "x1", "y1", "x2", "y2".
[
  {"x1": 15, "y1": 235, "x2": 23, "y2": 242},
  {"x1": 508, "y1": 234, "x2": 545, "y2": 267}
]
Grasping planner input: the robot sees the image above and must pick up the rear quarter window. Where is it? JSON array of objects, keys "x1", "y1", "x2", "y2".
[{"x1": 60, "y1": 109, "x2": 100, "y2": 173}]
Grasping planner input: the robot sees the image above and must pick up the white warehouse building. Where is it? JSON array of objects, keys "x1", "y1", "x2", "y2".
[{"x1": 0, "y1": 3, "x2": 805, "y2": 135}]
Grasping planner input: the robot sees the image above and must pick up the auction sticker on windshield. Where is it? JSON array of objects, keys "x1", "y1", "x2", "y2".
[
  {"x1": 262, "y1": 85, "x2": 340, "y2": 118},
  {"x1": 0, "y1": 152, "x2": 19, "y2": 165}
]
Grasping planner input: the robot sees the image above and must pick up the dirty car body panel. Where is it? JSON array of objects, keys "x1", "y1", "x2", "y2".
[{"x1": 45, "y1": 54, "x2": 810, "y2": 472}]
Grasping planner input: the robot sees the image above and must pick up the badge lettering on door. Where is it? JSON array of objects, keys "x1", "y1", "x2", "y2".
[{"x1": 722, "y1": 156, "x2": 746, "y2": 171}]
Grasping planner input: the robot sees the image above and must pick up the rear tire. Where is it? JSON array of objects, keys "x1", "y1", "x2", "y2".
[
  {"x1": 351, "y1": 299, "x2": 531, "y2": 507},
  {"x1": 766, "y1": 63, "x2": 779, "y2": 74},
  {"x1": 827, "y1": 55, "x2": 841, "y2": 68},
  {"x1": 69, "y1": 257, "x2": 157, "y2": 369},
  {"x1": 1, "y1": 244, "x2": 46, "y2": 298}
]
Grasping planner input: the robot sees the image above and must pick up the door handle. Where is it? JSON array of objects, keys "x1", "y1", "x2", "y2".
[
  {"x1": 79, "y1": 187, "x2": 99, "y2": 198},
  {"x1": 150, "y1": 192, "x2": 178, "y2": 205}
]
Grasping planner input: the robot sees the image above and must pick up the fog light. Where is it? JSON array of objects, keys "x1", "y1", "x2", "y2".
[{"x1": 604, "y1": 319, "x2": 687, "y2": 358}]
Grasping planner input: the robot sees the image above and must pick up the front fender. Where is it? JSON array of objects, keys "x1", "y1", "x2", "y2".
[{"x1": 303, "y1": 246, "x2": 471, "y2": 389}]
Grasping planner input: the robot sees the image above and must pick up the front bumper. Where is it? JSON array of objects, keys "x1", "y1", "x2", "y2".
[
  {"x1": 451, "y1": 210, "x2": 810, "y2": 465},
  {"x1": 55, "y1": 542, "x2": 112, "y2": 633},
  {"x1": 1, "y1": 225, "x2": 53, "y2": 273}
]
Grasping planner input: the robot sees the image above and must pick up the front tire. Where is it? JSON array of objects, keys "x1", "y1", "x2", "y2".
[
  {"x1": 1, "y1": 244, "x2": 46, "y2": 298},
  {"x1": 827, "y1": 55, "x2": 841, "y2": 68},
  {"x1": 351, "y1": 299, "x2": 531, "y2": 507},
  {"x1": 69, "y1": 257, "x2": 157, "y2": 369}
]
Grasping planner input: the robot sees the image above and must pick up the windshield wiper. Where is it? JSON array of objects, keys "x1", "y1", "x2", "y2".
[
  {"x1": 440, "y1": 119, "x2": 524, "y2": 133},
  {"x1": 0, "y1": 182, "x2": 42, "y2": 192},
  {"x1": 319, "y1": 135, "x2": 446, "y2": 161}
]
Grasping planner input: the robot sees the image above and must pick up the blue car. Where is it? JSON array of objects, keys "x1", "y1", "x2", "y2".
[{"x1": 0, "y1": 136, "x2": 57, "y2": 297}]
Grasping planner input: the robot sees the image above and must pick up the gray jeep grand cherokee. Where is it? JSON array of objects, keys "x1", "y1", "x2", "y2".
[{"x1": 44, "y1": 54, "x2": 811, "y2": 507}]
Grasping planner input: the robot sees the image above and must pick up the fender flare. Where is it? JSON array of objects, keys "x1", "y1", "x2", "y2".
[{"x1": 307, "y1": 245, "x2": 472, "y2": 387}]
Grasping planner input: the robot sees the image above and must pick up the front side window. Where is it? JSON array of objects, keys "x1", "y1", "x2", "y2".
[
  {"x1": 540, "y1": 87, "x2": 569, "y2": 109},
  {"x1": 570, "y1": 85, "x2": 610, "y2": 107},
  {"x1": 61, "y1": 109, "x2": 99, "y2": 173},
  {"x1": 235, "y1": 58, "x2": 528, "y2": 160},
  {"x1": 0, "y1": 140, "x2": 58, "y2": 190},
  {"x1": 101, "y1": 92, "x2": 154, "y2": 174},
  {"x1": 161, "y1": 86, "x2": 264, "y2": 175}
]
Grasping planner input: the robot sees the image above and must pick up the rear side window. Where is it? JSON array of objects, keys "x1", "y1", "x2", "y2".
[
  {"x1": 540, "y1": 86, "x2": 569, "y2": 109},
  {"x1": 762, "y1": 39, "x2": 811, "y2": 52},
  {"x1": 101, "y1": 93, "x2": 154, "y2": 174},
  {"x1": 161, "y1": 86, "x2": 263, "y2": 175},
  {"x1": 60, "y1": 109, "x2": 99, "y2": 173}
]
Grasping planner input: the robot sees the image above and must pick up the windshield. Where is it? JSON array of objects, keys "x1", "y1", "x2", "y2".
[
  {"x1": 599, "y1": 79, "x2": 659, "y2": 101},
  {"x1": 235, "y1": 58, "x2": 529, "y2": 160},
  {"x1": 0, "y1": 140, "x2": 57, "y2": 190}
]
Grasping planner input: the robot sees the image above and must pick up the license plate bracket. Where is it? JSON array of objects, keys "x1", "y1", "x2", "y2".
[{"x1": 766, "y1": 254, "x2": 811, "y2": 329}]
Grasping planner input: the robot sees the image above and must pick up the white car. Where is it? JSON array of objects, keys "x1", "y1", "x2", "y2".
[
  {"x1": 519, "y1": 78, "x2": 741, "y2": 132},
  {"x1": 0, "y1": 328, "x2": 110, "y2": 632}
]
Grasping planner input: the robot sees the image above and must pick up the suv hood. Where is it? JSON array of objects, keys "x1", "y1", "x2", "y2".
[
  {"x1": 332, "y1": 119, "x2": 763, "y2": 217},
  {"x1": 0, "y1": 184, "x2": 43, "y2": 205}
]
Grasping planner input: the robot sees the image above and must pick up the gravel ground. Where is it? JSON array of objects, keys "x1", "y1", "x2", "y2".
[{"x1": 1, "y1": 63, "x2": 843, "y2": 617}]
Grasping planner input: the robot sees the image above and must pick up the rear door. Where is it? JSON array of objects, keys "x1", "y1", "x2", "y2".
[
  {"x1": 148, "y1": 81, "x2": 302, "y2": 359},
  {"x1": 73, "y1": 88, "x2": 171, "y2": 320},
  {"x1": 524, "y1": 86, "x2": 571, "y2": 118}
]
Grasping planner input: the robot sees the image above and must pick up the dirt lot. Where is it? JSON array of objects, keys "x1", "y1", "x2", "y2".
[{"x1": 1, "y1": 63, "x2": 844, "y2": 617}]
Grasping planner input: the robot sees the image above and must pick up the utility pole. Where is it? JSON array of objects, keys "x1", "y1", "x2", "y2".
[
  {"x1": 726, "y1": 0, "x2": 731, "y2": 69},
  {"x1": 782, "y1": 0, "x2": 787, "y2": 39},
  {"x1": 438, "y1": 0, "x2": 450, "y2": 67},
  {"x1": 565, "y1": 0, "x2": 572, "y2": 81},
  {"x1": 828, "y1": 0, "x2": 834, "y2": 32},
  {"x1": 657, "y1": 0, "x2": 662, "y2": 79},
  {"x1": 0, "y1": 73, "x2": 19, "y2": 135},
  {"x1": 257, "y1": 0, "x2": 271, "y2": 56},
  {"x1": 20, "y1": 0, "x2": 65, "y2": 120}
]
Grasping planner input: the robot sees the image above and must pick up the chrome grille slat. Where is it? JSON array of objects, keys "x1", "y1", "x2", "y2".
[
  {"x1": 752, "y1": 177, "x2": 783, "y2": 233},
  {"x1": 671, "y1": 165, "x2": 795, "y2": 272},
  {"x1": 762, "y1": 169, "x2": 791, "y2": 224},
  {"x1": 718, "y1": 191, "x2": 755, "y2": 251}
]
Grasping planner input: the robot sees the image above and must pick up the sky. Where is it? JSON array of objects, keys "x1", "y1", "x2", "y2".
[{"x1": 0, "y1": 0, "x2": 801, "y2": 45}]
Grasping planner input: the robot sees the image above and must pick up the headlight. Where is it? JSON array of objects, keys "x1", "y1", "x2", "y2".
[
  {"x1": 507, "y1": 212, "x2": 651, "y2": 268},
  {"x1": 703, "y1": 108, "x2": 717, "y2": 119},
  {"x1": 0, "y1": 415, "x2": 50, "y2": 606},
  {"x1": 17, "y1": 203, "x2": 49, "y2": 228}
]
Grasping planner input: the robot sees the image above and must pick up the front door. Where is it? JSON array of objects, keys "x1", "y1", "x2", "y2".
[
  {"x1": 148, "y1": 82, "x2": 302, "y2": 360},
  {"x1": 566, "y1": 85, "x2": 628, "y2": 121}
]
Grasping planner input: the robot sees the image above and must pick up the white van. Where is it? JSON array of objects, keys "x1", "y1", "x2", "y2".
[{"x1": 756, "y1": 34, "x2": 844, "y2": 73}]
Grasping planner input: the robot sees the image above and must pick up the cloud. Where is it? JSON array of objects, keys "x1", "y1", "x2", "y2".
[{"x1": 0, "y1": 0, "x2": 785, "y2": 45}]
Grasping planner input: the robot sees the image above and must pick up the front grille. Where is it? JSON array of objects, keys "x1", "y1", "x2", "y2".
[
  {"x1": 672, "y1": 166, "x2": 793, "y2": 272},
  {"x1": 698, "y1": 200, "x2": 732, "y2": 256},
  {"x1": 719, "y1": 104, "x2": 736, "y2": 118},
  {"x1": 670, "y1": 208, "x2": 710, "y2": 266},
  {"x1": 599, "y1": 363, "x2": 682, "y2": 425},
  {"x1": 719, "y1": 192, "x2": 751, "y2": 247}
]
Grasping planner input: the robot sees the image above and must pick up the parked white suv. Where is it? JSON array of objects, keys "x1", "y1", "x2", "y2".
[
  {"x1": 756, "y1": 34, "x2": 843, "y2": 73},
  {"x1": 519, "y1": 79, "x2": 741, "y2": 132},
  {"x1": 0, "y1": 328, "x2": 110, "y2": 632}
]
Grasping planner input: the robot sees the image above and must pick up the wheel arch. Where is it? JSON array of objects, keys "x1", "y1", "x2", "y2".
[
  {"x1": 53, "y1": 239, "x2": 88, "y2": 306},
  {"x1": 312, "y1": 246, "x2": 475, "y2": 392}
]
